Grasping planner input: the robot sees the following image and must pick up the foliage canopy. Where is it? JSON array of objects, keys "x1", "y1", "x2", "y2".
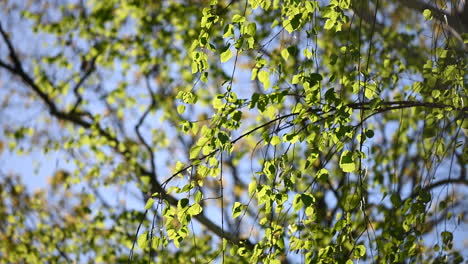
[{"x1": 0, "y1": 0, "x2": 467, "y2": 263}]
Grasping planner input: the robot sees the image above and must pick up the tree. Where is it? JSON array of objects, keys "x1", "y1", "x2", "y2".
[{"x1": 0, "y1": 0, "x2": 467, "y2": 263}]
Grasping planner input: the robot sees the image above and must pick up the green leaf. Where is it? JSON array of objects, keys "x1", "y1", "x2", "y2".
[
  {"x1": 217, "y1": 132, "x2": 230, "y2": 145},
  {"x1": 223, "y1": 24, "x2": 234, "y2": 38},
  {"x1": 245, "y1": 22, "x2": 256, "y2": 36},
  {"x1": 137, "y1": 231, "x2": 149, "y2": 250},
  {"x1": 354, "y1": 244, "x2": 366, "y2": 257},
  {"x1": 289, "y1": 14, "x2": 302, "y2": 32},
  {"x1": 418, "y1": 190, "x2": 431, "y2": 203},
  {"x1": 145, "y1": 198, "x2": 155, "y2": 210},
  {"x1": 220, "y1": 47, "x2": 232, "y2": 63},
  {"x1": 213, "y1": 96, "x2": 224, "y2": 110},
  {"x1": 230, "y1": 245, "x2": 238, "y2": 256},
  {"x1": 441, "y1": 231, "x2": 453, "y2": 246},
  {"x1": 258, "y1": 70, "x2": 270, "y2": 89},
  {"x1": 270, "y1": 135, "x2": 280, "y2": 146},
  {"x1": 293, "y1": 194, "x2": 303, "y2": 212},
  {"x1": 281, "y1": 48, "x2": 289, "y2": 61},
  {"x1": 232, "y1": 111, "x2": 242, "y2": 122},
  {"x1": 390, "y1": 193, "x2": 401, "y2": 207},
  {"x1": 232, "y1": 202, "x2": 244, "y2": 218},
  {"x1": 365, "y1": 129, "x2": 374, "y2": 138},
  {"x1": 222, "y1": 238, "x2": 227, "y2": 251},
  {"x1": 342, "y1": 193, "x2": 360, "y2": 211},
  {"x1": 189, "y1": 145, "x2": 202, "y2": 159},
  {"x1": 188, "y1": 203, "x2": 203, "y2": 216},
  {"x1": 175, "y1": 161, "x2": 185, "y2": 171},
  {"x1": 177, "y1": 104, "x2": 186, "y2": 114},
  {"x1": 324, "y1": 19, "x2": 335, "y2": 30},
  {"x1": 291, "y1": 74, "x2": 301, "y2": 84},
  {"x1": 423, "y1": 9, "x2": 432, "y2": 20},
  {"x1": 316, "y1": 168, "x2": 329, "y2": 182},
  {"x1": 248, "y1": 181, "x2": 257, "y2": 195},
  {"x1": 339, "y1": 150, "x2": 355, "y2": 173},
  {"x1": 270, "y1": 258, "x2": 281, "y2": 264},
  {"x1": 264, "y1": 161, "x2": 276, "y2": 180},
  {"x1": 178, "y1": 198, "x2": 190, "y2": 209},
  {"x1": 364, "y1": 83, "x2": 376, "y2": 99},
  {"x1": 301, "y1": 193, "x2": 314, "y2": 207},
  {"x1": 305, "y1": 206, "x2": 314, "y2": 217},
  {"x1": 334, "y1": 219, "x2": 347, "y2": 231},
  {"x1": 194, "y1": 191, "x2": 203, "y2": 203},
  {"x1": 232, "y1": 14, "x2": 245, "y2": 23}
]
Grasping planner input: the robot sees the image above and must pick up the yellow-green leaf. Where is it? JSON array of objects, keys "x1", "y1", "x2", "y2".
[
  {"x1": 145, "y1": 198, "x2": 155, "y2": 210},
  {"x1": 232, "y1": 14, "x2": 245, "y2": 23},
  {"x1": 281, "y1": 49, "x2": 289, "y2": 61},
  {"x1": 220, "y1": 48, "x2": 232, "y2": 63},
  {"x1": 137, "y1": 231, "x2": 149, "y2": 250},
  {"x1": 258, "y1": 70, "x2": 270, "y2": 89},
  {"x1": 177, "y1": 104, "x2": 186, "y2": 114},
  {"x1": 270, "y1": 135, "x2": 280, "y2": 146},
  {"x1": 423, "y1": 9, "x2": 432, "y2": 20},
  {"x1": 339, "y1": 150, "x2": 355, "y2": 173},
  {"x1": 232, "y1": 202, "x2": 244, "y2": 218},
  {"x1": 188, "y1": 203, "x2": 202, "y2": 215}
]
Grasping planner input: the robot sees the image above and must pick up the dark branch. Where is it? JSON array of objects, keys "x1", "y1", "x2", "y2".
[
  {"x1": 422, "y1": 177, "x2": 468, "y2": 193},
  {"x1": 71, "y1": 56, "x2": 97, "y2": 113},
  {"x1": 394, "y1": 0, "x2": 467, "y2": 43},
  {"x1": 135, "y1": 76, "x2": 158, "y2": 180}
]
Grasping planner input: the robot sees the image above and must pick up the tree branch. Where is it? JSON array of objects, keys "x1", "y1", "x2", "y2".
[
  {"x1": 422, "y1": 177, "x2": 468, "y2": 193},
  {"x1": 134, "y1": 75, "x2": 157, "y2": 180},
  {"x1": 394, "y1": 0, "x2": 467, "y2": 43},
  {"x1": 0, "y1": 22, "x2": 92, "y2": 128},
  {"x1": 71, "y1": 56, "x2": 97, "y2": 113},
  {"x1": 352, "y1": 1, "x2": 467, "y2": 51}
]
